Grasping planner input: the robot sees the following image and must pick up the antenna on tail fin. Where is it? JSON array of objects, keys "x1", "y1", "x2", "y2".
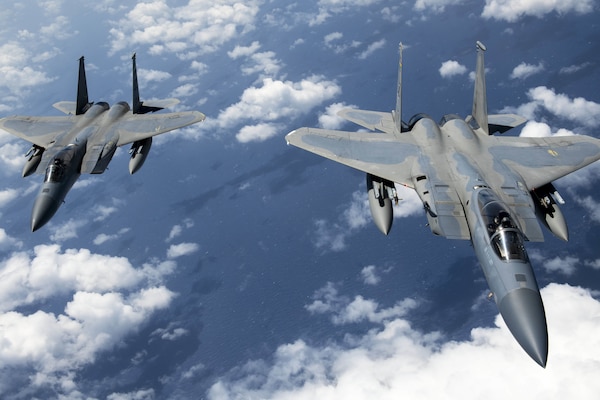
[
  {"x1": 470, "y1": 41, "x2": 489, "y2": 135},
  {"x1": 76, "y1": 57, "x2": 92, "y2": 115},
  {"x1": 393, "y1": 43, "x2": 408, "y2": 133}
]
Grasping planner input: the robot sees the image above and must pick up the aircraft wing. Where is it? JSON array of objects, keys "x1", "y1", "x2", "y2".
[
  {"x1": 491, "y1": 134, "x2": 600, "y2": 189},
  {"x1": 0, "y1": 116, "x2": 76, "y2": 148},
  {"x1": 115, "y1": 111, "x2": 205, "y2": 146},
  {"x1": 285, "y1": 127, "x2": 419, "y2": 185}
]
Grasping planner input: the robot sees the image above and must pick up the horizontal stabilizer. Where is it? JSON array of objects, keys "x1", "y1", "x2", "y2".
[
  {"x1": 337, "y1": 108, "x2": 396, "y2": 134},
  {"x1": 53, "y1": 101, "x2": 77, "y2": 115},
  {"x1": 139, "y1": 98, "x2": 180, "y2": 111},
  {"x1": 488, "y1": 113, "x2": 527, "y2": 134}
]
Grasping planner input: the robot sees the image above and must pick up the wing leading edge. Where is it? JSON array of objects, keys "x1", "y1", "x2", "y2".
[
  {"x1": 0, "y1": 116, "x2": 76, "y2": 148},
  {"x1": 115, "y1": 111, "x2": 206, "y2": 147},
  {"x1": 285, "y1": 127, "x2": 418, "y2": 185},
  {"x1": 492, "y1": 135, "x2": 600, "y2": 190}
]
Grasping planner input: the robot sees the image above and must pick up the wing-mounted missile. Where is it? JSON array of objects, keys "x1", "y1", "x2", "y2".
[
  {"x1": 129, "y1": 137, "x2": 152, "y2": 174},
  {"x1": 22, "y1": 145, "x2": 44, "y2": 177},
  {"x1": 367, "y1": 173, "x2": 396, "y2": 235},
  {"x1": 531, "y1": 183, "x2": 568, "y2": 241}
]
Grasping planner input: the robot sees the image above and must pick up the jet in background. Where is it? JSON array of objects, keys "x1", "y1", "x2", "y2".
[
  {"x1": 0, "y1": 55, "x2": 205, "y2": 231},
  {"x1": 286, "y1": 41, "x2": 600, "y2": 367}
]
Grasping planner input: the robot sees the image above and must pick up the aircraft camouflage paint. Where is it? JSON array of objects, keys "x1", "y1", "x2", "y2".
[
  {"x1": 0, "y1": 55, "x2": 205, "y2": 232},
  {"x1": 286, "y1": 41, "x2": 600, "y2": 367}
]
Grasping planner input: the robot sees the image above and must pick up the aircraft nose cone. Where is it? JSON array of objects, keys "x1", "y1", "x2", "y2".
[
  {"x1": 31, "y1": 193, "x2": 60, "y2": 232},
  {"x1": 499, "y1": 288, "x2": 548, "y2": 367}
]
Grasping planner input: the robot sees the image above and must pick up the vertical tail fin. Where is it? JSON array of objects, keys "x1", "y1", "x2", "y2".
[
  {"x1": 470, "y1": 41, "x2": 489, "y2": 135},
  {"x1": 132, "y1": 53, "x2": 143, "y2": 114},
  {"x1": 132, "y1": 53, "x2": 165, "y2": 114},
  {"x1": 76, "y1": 56, "x2": 92, "y2": 115},
  {"x1": 392, "y1": 43, "x2": 408, "y2": 133}
]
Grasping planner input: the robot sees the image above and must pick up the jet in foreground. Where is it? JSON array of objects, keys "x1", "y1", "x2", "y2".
[
  {"x1": 0, "y1": 55, "x2": 205, "y2": 231},
  {"x1": 286, "y1": 41, "x2": 600, "y2": 367}
]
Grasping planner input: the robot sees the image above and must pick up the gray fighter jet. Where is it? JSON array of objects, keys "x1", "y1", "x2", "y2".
[
  {"x1": 0, "y1": 55, "x2": 205, "y2": 231},
  {"x1": 286, "y1": 41, "x2": 600, "y2": 367}
]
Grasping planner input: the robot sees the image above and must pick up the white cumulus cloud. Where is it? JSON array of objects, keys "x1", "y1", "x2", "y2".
[
  {"x1": 167, "y1": 242, "x2": 200, "y2": 259},
  {"x1": 507, "y1": 87, "x2": 600, "y2": 128},
  {"x1": 482, "y1": 0, "x2": 595, "y2": 22},
  {"x1": 439, "y1": 60, "x2": 467, "y2": 78},
  {"x1": 510, "y1": 62, "x2": 544, "y2": 79},
  {"x1": 208, "y1": 283, "x2": 600, "y2": 399},
  {"x1": 109, "y1": 0, "x2": 261, "y2": 58}
]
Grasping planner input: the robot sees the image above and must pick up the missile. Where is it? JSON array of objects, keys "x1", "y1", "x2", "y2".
[
  {"x1": 366, "y1": 173, "x2": 395, "y2": 235},
  {"x1": 129, "y1": 137, "x2": 152, "y2": 174},
  {"x1": 532, "y1": 183, "x2": 568, "y2": 241},
  {"x1": 22, "y1": 145, "x2": 44, "y2": 177}
]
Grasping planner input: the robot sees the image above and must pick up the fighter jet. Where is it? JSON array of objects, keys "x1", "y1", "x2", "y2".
[
  {"x1": 0, "y1": 55, "x2": 205, "y2": 232},
  {"x1": 286, "y1": 41, "x2": 600, "y2": 367}
]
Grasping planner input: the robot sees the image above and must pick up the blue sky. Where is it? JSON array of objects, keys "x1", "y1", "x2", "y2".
[{"x1": 0, "y1": 0, "x2": 599, "y2": 399}]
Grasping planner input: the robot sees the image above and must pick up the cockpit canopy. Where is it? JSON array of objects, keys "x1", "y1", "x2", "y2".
[
  {"x1": 44, "y1": 145, "x2": 79, "y2": 183},
  {"x1": 478, "y1": 190, "x2": 528, "y2": 262}
]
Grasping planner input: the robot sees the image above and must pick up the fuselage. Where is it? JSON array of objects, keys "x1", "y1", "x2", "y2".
[
  {"x1": 408, "y1": 115, "x2": 548, "y2": 366},
  {"x1": 30, "y1": 101, "x2": 130, "y2": 231}
]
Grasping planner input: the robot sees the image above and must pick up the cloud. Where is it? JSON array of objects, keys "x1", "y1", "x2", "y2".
[
  {"x1": 360, "y1": 265, "x2": 381, "y2": 285},
  {"x1": 357, "y1": 39, "x2": 386, "y2": 60},
  {"x1": 108, "y1": 0, "x2": 261, "y2": 58},
  {"x1": 482, "y1": 0, "x2": 594, "y2": 22},
  {"x1": 107, "y1": 389, "x2": 156, "y2": 400},
  {"x1": 236, "y1": 123, "x2": 280, "y2": 143},
  {"x1": 167, "y1": 242, "x2": 200, "y2": 259},
  {"x1": 529, "y1": 250, "x2": 579, "y2": 275},
  {"x1": 574, "y1": 196, "x2": 600, "y2": 224},
  {"x1": 239, "y1": 51, "x2": 283, "y2": 78},
  {"x1": 0, "y1": 244, "x2": 179, "y2": 397},
  {"x1": 138, "y1": 68, "x2": 172, "y2": 88},
  {"x1": 93, "y1": 228, "x2": 131, "y2": 246},
  {"x1": 166, "y1": 218, "x2": 195, "y2": 242},
  {"x1": 318, "y1": 103, "x2": 356, "y2": 130},
  {"x1": 208, "y1": 283, "x2": 600, "y2": 399},
  {"x1": 0, "y1": 187, "x2": 20, "y2": 208},
  {"x1": 439, "y1": 60, "x2": 468, "y2": 78},
  {"x1": 40, "y1": 15, "x2": 77, "y2": 41},
  {"x1": 0, "y1": 245, "x2": 144, "y2": 311},
  {"x1": 510, "y1": 62, "x2": 544, "y2": 79},
  {"x1": 507, "y1": 87, "x2": 600, "y2": 128},
  {"x1": 228, "y1": 41, "x2": 262, "y2": 59},
  {"x1": 324, "y1": 32, "x2": 343, "y2": 45},
  {"x1": 313, "y1": 186, "x2": 422, "y2": 252},
  {"x1": 311, "y1": 0, "x2": 385, "y2": 25},
  {"x1": 0, "y1": 42, "x2": 55, "y2": 96},
  {"x1": 0, "y1": 228, "x2": 23, "y2": 252},
  {"x1": 414, "y1": 0, "x2": 467, "y2": 12},
  {"x1": 305, "y1": 282, "x2": 418, "y2": 325},
  {"x1": 170, "y1": 83, "x2": 199, "y2": 98},
  {"x1": 518, "y1": 121, "x2": 574, "y2": 138},
  {"x1": 207, "y1": 76, "x2": 340, "y2": 142},
  {"x1": 559, "y1": 62, "x2": 591, "y2": 75},
  {"x1": 219, "y1": 76, "x2": 340, "y2": 126}
]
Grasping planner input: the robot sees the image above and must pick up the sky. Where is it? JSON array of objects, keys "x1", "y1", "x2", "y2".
[{"x1": 0, "y1": 0, "x2": 599, "y2": 399}]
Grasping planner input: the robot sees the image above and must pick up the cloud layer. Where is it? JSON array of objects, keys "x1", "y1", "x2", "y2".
[{"x1": 208, "y1": 283, "x2": 600, "y2": 400}]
